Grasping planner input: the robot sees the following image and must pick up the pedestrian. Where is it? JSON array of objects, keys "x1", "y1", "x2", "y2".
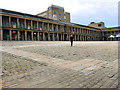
[{"x1": 70, "y1": 35, "x2": 74, "y2": 46}]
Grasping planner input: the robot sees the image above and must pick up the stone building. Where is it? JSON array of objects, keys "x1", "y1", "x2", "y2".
[
  {"x1": 37, "y1": 5, "x2": 70, "y2": 23},
  {"x1": 0, "y1": 5, "x2": 119, "y2": 41}
]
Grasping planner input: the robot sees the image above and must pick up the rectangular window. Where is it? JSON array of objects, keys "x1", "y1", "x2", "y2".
[
  {"x1": 98, "y1": 24, "x2": 101, "y2": 27},
  {"x1": 59, "y1": 18, "x2": 61, "y2": 21}
]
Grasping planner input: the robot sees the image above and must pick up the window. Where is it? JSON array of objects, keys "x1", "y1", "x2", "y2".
[
  {"x1": 53, "y1": 14, "x2": 57, "y2": 17},
  {"x1": 59, "y1": 18, "x2": 61, "y2": 21},
  {"x1": 59, "y1": 13, "x2": 61, "y2": 15},
  {"x1": 98, "y1": 24, "x2": 101, "y2": 27}
]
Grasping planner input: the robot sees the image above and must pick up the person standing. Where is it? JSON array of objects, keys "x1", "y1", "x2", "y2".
[{"x1": 70, "y1": 35, "x2": 74, "y2": 46}]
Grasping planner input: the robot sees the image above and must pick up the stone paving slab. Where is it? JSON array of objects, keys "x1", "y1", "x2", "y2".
[{"x1": 1, "y1": 41, "x2": 118, "y2": 88}]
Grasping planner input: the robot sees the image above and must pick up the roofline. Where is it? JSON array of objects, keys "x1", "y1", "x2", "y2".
[
  {"x1": 36, "y1": 10, "x2": 47, "y2": 16},
  {"x1": 0, "y1": 8, "x2": 105, "y2": 31}
]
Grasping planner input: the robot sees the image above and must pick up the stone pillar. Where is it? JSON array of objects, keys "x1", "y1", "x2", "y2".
[
  {"x1": 43, "y1": 33, "x2": 45, "y2": 41},
  {"x1": 52, "y1": 24, "x2": 54, "y2": 31},
  {"x1": 74, "y1": 35, "x2": 76, "y2": 41},
  {"x1": 67, "y1": 34, "x2": 69, "y2": 41},
  {"x1": 1, "y1": 29, "x2": 3, "y2": 40},
  {"x1": 9, "y1": 17, "x2": 11, "y2": 27},
  {"x1": 10, "y1": 30, "x2": 12, "y2": 40},
  {"x1": 78, "y1": 35, "x2": 79, "y2": 41},
  {"x1": 52, "y1": 33, "x2": 54, "y2": 41},
  {"x1": 31, "y1": 20, "x2": 33, "y2": 29},
  {"x1": 82, "y1": 36, "x2": 85, "y2": 41},
  {"x1": 42, "y1": 22, "x2": 44, "y2": 31},
  {"x1": 37, "y1": 32, "x2": 40, "y2": 41},
  {"x1": 77, "y1": 28, "x2": 79, "y2": 34},
  {"x1": 17, "y1": 31, "x2": 20, "y2": 40},
  {"x1": 31, "y1": 31, "x2": 33, "y2": 41},
  {"x1": 24, "y1": 19, "x2": 26, "y2": 28},
  {"x1": 17, "y1": 18, "x2": 19, "y2": 28},
  {"x1": 48, "y1": 33, "x2": 50, "y2": 41},
  {"x1": 25, "y1": 31, "x2": 27, "y2": 40},
  {"x1": 48, "y1": 23, "x2": 49, "y2": 31},
  {"x1": 61, "y1": 34, "x2": 62, "y2": 41},
  {"x1": 37, "y1": 21, "x2": 39, "y2": 30}
]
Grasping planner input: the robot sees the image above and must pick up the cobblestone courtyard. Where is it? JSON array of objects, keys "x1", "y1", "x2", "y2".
[{"x1": 0, "y1": 41, "x2": 119, "y2": 88}]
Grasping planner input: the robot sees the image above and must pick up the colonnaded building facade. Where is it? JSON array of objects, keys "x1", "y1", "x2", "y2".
[{"x1": 0, "y1": 5, "x2": 120, "y2": 41}]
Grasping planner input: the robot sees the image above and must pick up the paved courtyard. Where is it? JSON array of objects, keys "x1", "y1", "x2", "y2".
[{"x1": 0, "y1": 41, "x2": 119, "y2": 88}]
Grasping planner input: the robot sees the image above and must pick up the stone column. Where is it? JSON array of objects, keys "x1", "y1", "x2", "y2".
[
  {"x1": 31, "y1": 20, "x2": 33, "y2": 29},
  {"x1": 43, "y1": 32, "x2": 45, "y2": 41},
  {"x1": 25, "y1": 31, "x2": 27, "y2": 40},
  {"x1": 37, "y1": 21, "x2": 39, "y2": 30},
  {"x1": 42, "y1": 22, "x2": 44, "y2": 31},
  {"x1": 78, "y1": 35, "x2": 79, "y2": 41},
  {"x1": 77, "y1": 28, "x2": 78, "y2": 34},
  {"x1": 48, "y1": 33, "x2": 50, "y2": 41},
  {"x1": 52, "y1": 24, "x2": 54, "y2": 31},
  {"x1": 10, "y1": 30, "x2": 12, "y2": 40},
  {"x1": 17, "y1": 18, "x2": 19, "y2": 28},
  {"x1": 37, "y1": 32, "x2": 40, "y2": 41},
  {"x1": 52, "y1": 33, "x2": 54, "y2": 41},
  {"x1": 9, "y1": 17, "x2": 11, "y2": 27},
  {"x1": 83, "y1": 36, "x2": 84, "y2": 41},
  {"x1": 17, "y1": 31, "x2": 20, "y2": 40},
  {"x1": 31, "y1": 31, "x2": 33, "y2": 41},
  {"x1": 61, "y1": 34, "x2": 62, "y2": 41},
  {"x1": 1, "y1": 29, "x2": 3, "y2": 40},
  {"x1": 67, "y1": 34, "x2": 69, "y2": 41},
  {"x1": 24, "y1": 19, "x2": 26, "y2": 28},
  {"x1": 74, "y1": 35, "x2": 76, "y2": 41},
  {"x1": 48, "y1": 23, "x2": 49, "y2": 31}
]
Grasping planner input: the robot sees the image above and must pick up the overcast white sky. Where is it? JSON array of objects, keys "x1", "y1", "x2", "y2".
[{"x1": 0, "y1": 0, "x2": 119, "y2": 27}]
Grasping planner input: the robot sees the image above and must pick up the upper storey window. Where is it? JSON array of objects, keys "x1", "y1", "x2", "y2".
[
  {"x1": 59, "y1": 13, "x2": 61, "y2": 15},
  {"x1": 59, "y1": 18, "x2": 61, "y2": 21},
  {"x1": 53, "y1": 14, "x2": 57, "y2": 17},
  {"x1": 98, "y1": 24, "x2": 101, "y2": 27}
]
